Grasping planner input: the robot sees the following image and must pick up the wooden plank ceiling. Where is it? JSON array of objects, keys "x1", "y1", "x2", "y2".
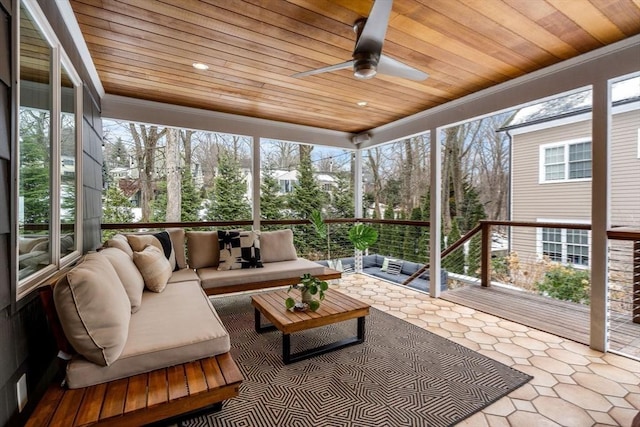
[{"x1": 69, "y1": 0, "x2": 640, "y2": 133}]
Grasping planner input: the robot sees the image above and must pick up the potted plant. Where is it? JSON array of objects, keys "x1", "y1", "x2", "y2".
[
  {"x1": 285, "y1": 273, "x2": 329, "y2": 312},
  {"x1": 309, "y1": 210, "x2": 378, "y2": 271}
]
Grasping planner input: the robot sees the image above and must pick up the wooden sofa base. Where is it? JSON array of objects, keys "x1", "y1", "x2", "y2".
[
  {"x1": 204, "y1": 267, "x2": 342, "y2": 295},
  {"x1": 26, "y1": 353, "x2": 242, "y2": 427}
]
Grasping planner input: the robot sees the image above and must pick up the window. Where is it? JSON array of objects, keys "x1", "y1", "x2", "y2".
[
  {"x1": 17, "y1": 0, "x2": 82, "y2": 297},
  {"x1": 540, "y1": 139, "x2": 592, "y2": 182},
  {"x1": 540, "y1": 227, "x2": 589, "y2": 267}
]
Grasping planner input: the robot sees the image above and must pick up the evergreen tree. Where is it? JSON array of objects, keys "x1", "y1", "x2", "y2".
[
  {"x1": 287, "y1": 146, "x2": 324, "y2": 219},
  {"x1": 260, "y1": 167, "x2": 285, "y2": 220},
  {"x1": 20, "y1": 116, "x2": 50, "y2": 225},
  {"x1": 103, "y1": 184, "x2": 134, "y2": 224},
  {"x1": 443, "y1": 219, "x2": 464, "y2": 274},
  {"x1": 417, "y1": 192, "x2": 430, "y2": 263},
  {"x1": 207, "y1": 151, "x2": 251, "y2": 220},
  {"x1": 379, "y1": 204, "x2": 395, "y2": 256},
  {"x1": 151, "y1": 181, "x2": 167, "y2": 222},
  {"x1": 181, "y1": 169, "x2": 201, "y2": 222},
  {"x1": 329, "y1": 172, "x2": 354, "y2": 218},
  {"x1": 467, "y1": 233, "x2": 482, "y2": 277},
  {"x1": 403, "y1": 207, "x2": 423, "y2": 262}
]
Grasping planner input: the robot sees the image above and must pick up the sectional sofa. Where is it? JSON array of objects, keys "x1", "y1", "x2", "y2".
[{"x1": 51, "y1": 228, "x2": 329, "y2": 389}]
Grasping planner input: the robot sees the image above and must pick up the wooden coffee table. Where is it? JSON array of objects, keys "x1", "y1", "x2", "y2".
[{"x1": 251, "y1": 289, "x2": 370, "y2": 364}]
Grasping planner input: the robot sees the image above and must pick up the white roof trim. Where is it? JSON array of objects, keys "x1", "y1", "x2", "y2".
[
  {"x1": 55, "y1": 0, "x2": 105, "y2": 97},
  {"x1": 102, "y1": 94, "x2": 355, "y2": 149}
]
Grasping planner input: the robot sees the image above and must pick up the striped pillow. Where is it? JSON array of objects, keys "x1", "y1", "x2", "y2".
[{"x1": 387, "y1": 260, "x2": 403, "y2": 275}]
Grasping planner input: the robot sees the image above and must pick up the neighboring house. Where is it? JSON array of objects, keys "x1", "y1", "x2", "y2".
[{"x1": 501, "y1": 77, "x2": 640, "y2": 270}]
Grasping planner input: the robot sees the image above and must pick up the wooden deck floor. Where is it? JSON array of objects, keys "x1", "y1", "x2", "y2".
[{"x1": 441, "y1": 285, "x2": 640, "y2": 358}]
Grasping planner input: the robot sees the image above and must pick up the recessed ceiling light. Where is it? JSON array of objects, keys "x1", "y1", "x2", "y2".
[
  {"x1": 357, "y1": 101, "x2": 368, "y2": 107},
  {"x1": 192, "y1": 62, "x2": 209, "y2": 71}
]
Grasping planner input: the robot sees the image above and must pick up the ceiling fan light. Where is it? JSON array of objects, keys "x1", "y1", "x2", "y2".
[{"x1": 354, "y1": 64, "x2": 377, "y2": 79}]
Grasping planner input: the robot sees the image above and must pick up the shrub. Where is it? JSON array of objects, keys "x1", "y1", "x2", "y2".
[{"x1": 536, "y1": 264, "x2": 590, "y2": 304}]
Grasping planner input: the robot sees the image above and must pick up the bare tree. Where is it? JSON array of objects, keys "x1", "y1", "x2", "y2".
[
  {"x1": 165, "y1": 128, "x2": 181, "y2": 222},
  {"x1": 129, "y1": 124, "x2": 166, "y2": 222}
]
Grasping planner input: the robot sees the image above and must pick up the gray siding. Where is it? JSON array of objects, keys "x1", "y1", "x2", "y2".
[{"x1": 0, "y1": 1, "x2": 103, "y2": 426}]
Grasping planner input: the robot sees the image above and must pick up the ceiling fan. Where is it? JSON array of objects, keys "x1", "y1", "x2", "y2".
[{"x1": 292, "y1": 0, "x2": 428, "y2": 81}]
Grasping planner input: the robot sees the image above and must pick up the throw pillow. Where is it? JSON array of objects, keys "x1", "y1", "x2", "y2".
[
  {"x1": 186, "y1": 231, "x2": 219, "y2": 269},
  {"x1": 127, "y1": 231, "x2": 177, "y2": 271},
  {"x1": 218, "y1": 230, "x2": 263, "y2": 271},
  {"x1": 259, "y1": 229, "x2": 298, "y2": 263},
  {"x1": 381, "y1": 257, "x2": 391, "y2": 272},
  {"x1": 132, "y1": 245, "x2": 173, "y2": 292},
  {"x1": 99, "y1": 247, "x2": 145, "y2": 313},
  {"x1": 387, "y1": 260, "x2": 404, "y2": 275},
  {"x1": 104, "y1": 234, "x2": 133, "y2": 257},
  {"x1": 53, "y1": 253, "x2": 131, "y2": 366}
]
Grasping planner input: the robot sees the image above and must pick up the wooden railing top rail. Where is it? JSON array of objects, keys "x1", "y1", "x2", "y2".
[
  {"x1": 607, "y1": 227, "x2": 640, "y2": 241},
  {"x1": 100, "y1": 218, "x2": 432, "y2": 230},
  {"x1": 481, "y1": 220, "x2": 592, "y2": 230}
]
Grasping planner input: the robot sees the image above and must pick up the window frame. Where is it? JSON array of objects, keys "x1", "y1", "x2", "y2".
[
  {"x1": 536, "y1": 220, "x2": 591, "y2": 268},
  {"x1": 15, "y1": 0, "x2": 83, "y2": 300},
  {"x1": 538, "y1": 137, "x2": 592, "y2": 184}
]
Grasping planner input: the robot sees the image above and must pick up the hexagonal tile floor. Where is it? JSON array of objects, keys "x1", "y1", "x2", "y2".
[{"x1": 334, "y1": 274, "x2": 640, "y2": 427}]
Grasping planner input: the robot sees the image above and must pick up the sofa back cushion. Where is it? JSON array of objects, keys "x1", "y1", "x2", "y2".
[
  {"x1": 133, "y1": 245, "x2": 173, "y2": 293},
  {"x1": 186, "y1": 231, "x2": 219, "y2": 269},
  {"x1": 103, "y1": 234, "x2": 133, "y2": 257},
  {"x1": 53, "y1": 253, "x2": 131, "y2": 366},
  {"x1": 100, "y1": 247, "x2": 145, "y2": 313},
  {"x1": 259, "y1": 229, "x2": 298, "y2": 263}
]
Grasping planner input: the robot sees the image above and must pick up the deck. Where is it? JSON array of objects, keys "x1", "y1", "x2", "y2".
[{"x1": 441, "y1": 284, "x2": 640, "y2": 358}]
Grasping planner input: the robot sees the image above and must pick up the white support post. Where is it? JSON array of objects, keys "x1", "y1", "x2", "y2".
[
  {"x1": 354, "y1": 150, "x2": 363, "y2": 218},
  {"x1": 252, "y1": 136, "x2": 261, "y2": 231},
  {"x1": 590, "y1": 80, "x2": 611, "y2": 352},
  {"x1": 429, "y1": 128, "x2": 442, "y2": 298},
  {"x1": 354, "y1": 150, "x2": 364, "y2": 272}
]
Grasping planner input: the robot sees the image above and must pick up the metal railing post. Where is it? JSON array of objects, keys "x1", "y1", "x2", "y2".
[
  {"x1": 634, "y1": 240, "x2": 640, "y2": 324},
  {"x1": 481, "y1": 221, "x2": 492, "y2": 287}
]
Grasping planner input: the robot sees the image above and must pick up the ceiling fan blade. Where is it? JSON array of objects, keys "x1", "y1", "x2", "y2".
[
  {"x1": 292, "y1": 60, "x2": 354, "y2": 78},
  {"x1": 377, "y1": 54, "x2": 429, "y2": 81},
  {"x1": 354, "y1": 0, "x2": 393, "y2": 55}
]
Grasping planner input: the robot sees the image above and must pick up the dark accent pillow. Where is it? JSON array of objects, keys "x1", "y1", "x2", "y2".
[
  {"x1": 387, "y1": 260, "x2": 403, "y2": 275},
  {"x1": 218, "y1": 230, "x2": 263, "y2": 270}
]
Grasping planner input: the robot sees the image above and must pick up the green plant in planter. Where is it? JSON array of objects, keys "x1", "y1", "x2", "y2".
[{"x1": 285, "y1": 273, "x2": 329, "y2": 312}]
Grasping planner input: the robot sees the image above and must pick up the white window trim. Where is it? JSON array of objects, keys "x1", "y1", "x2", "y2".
[
  {"x1": 538, "y1": 137, "x2": 592, "y2": 184},
  {"x1": 536, "y1": 218, "x2": 591, "y2": 269},
  {"x1": 16, "y1": 0, "x2": 83, "y2": 300}
]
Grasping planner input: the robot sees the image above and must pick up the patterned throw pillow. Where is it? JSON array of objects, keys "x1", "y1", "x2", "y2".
[
  {"x1": 387, "y1": 260, "x2": 404, "y2": 275},
  {"x1": 127, "y1": 231, "x2": 177, "y2": 271},
  {"x1": 218, "y1": 230, "x2": 263, "y2": 271}
]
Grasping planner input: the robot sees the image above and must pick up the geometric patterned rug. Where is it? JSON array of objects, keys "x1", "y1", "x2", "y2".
[{"x1": 179, "y1": 294, "x2": 532, "y2": 427}]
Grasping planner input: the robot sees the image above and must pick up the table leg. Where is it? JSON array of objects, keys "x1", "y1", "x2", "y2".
[
  {"x1": 283, "y1": 316, "x2": 366, "y2": 364},
  {"x1": 254, "y1": 308, "x2": 277, "y2": 333}
]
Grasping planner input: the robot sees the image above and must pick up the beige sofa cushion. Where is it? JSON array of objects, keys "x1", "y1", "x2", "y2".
[
  {"x1": 259, "y1": 229, "x2": 298, "y2": 263},
  {"x1": 199, "y1": 258, "x2": 325, "y2": 290},
  {"x1": 100, "y1": 247, "x2": 145, "y2": 313},
  {"x1": 65, "y1": 281, "x2": 230, "y2": 388},
  {"x1": 186, "y1": 231, "x2": 219, "y2": 269},
  {"x1": 168, "y1": 268, "x2": 200, "y2": 284},
  {"x1": 103, "y1": 234, "x2": 133, "y2": 257},
  {"x1": 133, "y1": 245, "x2": 172, "y2": 292},
  {"x1": 54, "y1": 253, "x2": 131, "y2": 366}
]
